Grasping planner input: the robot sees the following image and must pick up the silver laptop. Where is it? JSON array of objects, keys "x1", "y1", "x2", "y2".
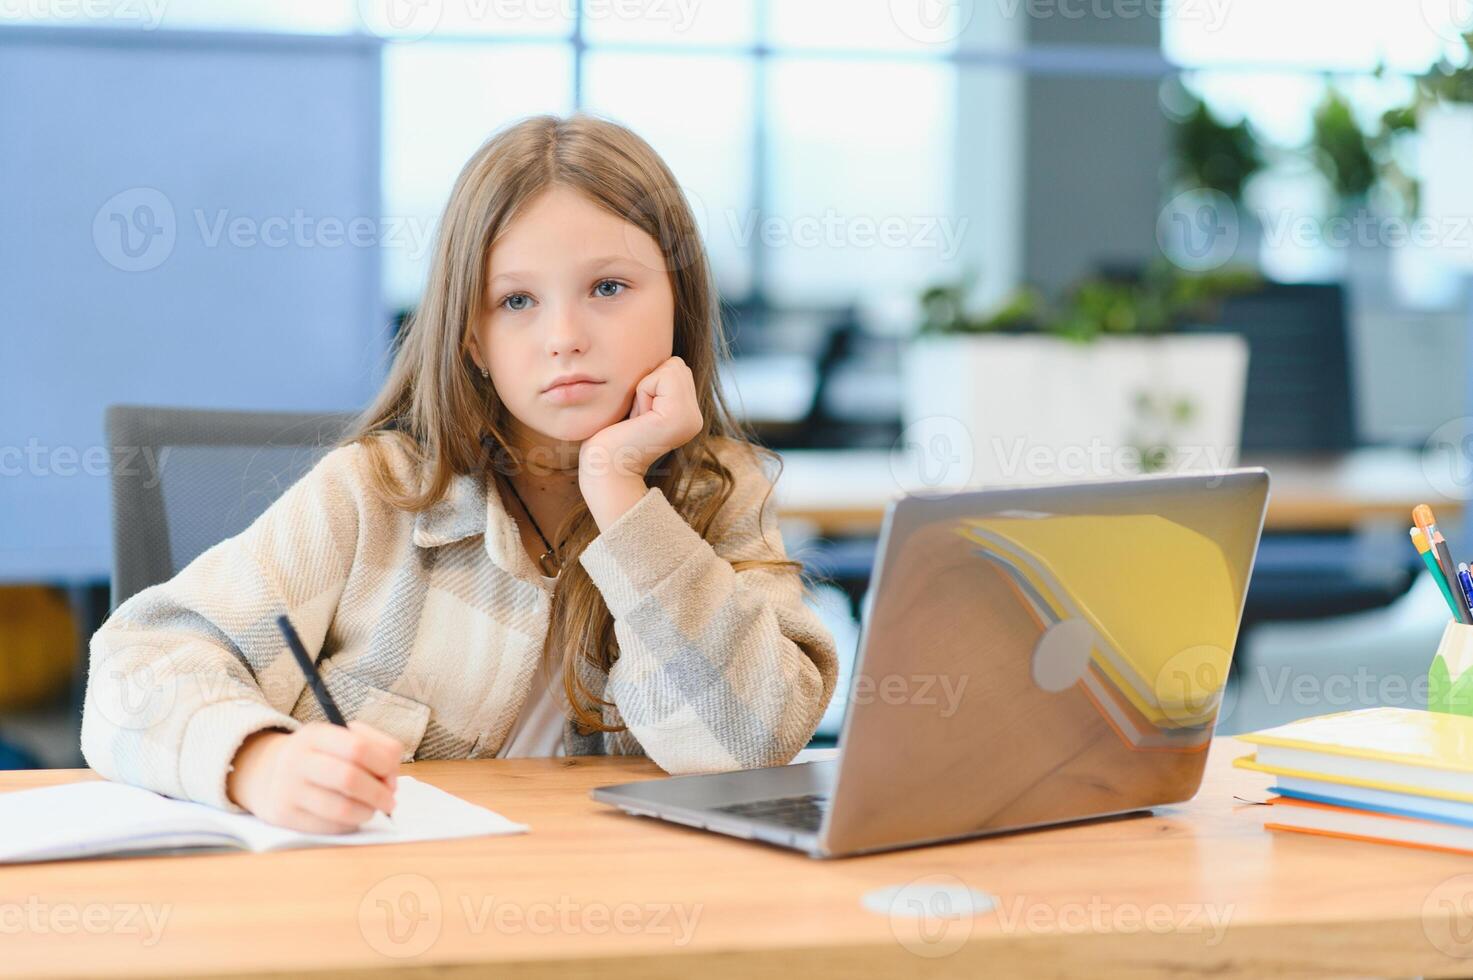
[{"x1": 591, "y1": 468, "x2": 1271, "y2": 858}]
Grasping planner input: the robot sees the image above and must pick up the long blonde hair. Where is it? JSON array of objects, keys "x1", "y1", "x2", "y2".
[{"x1": 339, "y1": 113, "x2": 802, "y2": 734}]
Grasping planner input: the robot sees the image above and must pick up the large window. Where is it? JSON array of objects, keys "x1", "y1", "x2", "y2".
[
  {"x1": 5, "y1": 1, "x2": 963, "y2": 317},
  {"x1": 382, "y1": 43, "x2": 576, "y2": 305},
  {"x1": 1164, "y1": 0, "x2": 1472, "y2": 303},
  {"x1": 1165, "y1": 0, "x2": 1460, "y2": 73},
  {"x1": 582, "y1": 52, "x2": 757, "y2": 301}
]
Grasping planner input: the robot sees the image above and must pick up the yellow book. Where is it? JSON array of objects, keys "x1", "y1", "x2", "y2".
[
  {"x1": 1233, "y1": 753, "x2": 1473, "y2": 805},
  {"x1": 1234, "y1": 707, "x2": 1473, "y2": 800}
]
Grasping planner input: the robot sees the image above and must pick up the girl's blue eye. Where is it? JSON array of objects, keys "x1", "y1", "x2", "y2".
[{"x1": 497, "y1": 279, "x2": 625, "y2": 313}]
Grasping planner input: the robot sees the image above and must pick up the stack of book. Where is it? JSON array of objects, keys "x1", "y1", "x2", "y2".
[{"x1": 1235, "y1": 706, "x2": 1473, "y2": 855}]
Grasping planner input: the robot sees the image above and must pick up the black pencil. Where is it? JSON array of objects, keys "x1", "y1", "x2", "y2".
[{"x1": 275, "y1": 614, "x2": 396, "y2": 827}]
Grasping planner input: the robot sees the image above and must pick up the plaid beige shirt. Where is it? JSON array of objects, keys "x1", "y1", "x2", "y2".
[{"x1": 80, "y1": 436, "x2": 839, "y2": 813}]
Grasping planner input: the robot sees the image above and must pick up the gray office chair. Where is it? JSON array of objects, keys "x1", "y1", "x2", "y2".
[{"x1": 105, "y1": 405, "x2": 357, "y2": 612}]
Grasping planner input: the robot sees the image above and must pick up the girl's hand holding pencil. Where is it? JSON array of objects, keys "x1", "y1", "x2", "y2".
[
  {"x1": 225, "y1": 721, "x2": 401, "y2": 834},
  {"x1": 223, "y1": 614, "x2": 403, "y2": 833}
]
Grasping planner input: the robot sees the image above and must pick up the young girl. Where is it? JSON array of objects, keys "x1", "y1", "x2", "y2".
[{"x1": 80, "y1": 114, "x2": 840, "y2": 834}]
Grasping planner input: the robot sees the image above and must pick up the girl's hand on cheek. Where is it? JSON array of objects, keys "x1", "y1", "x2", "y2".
[{"x1": 578, "y1": 355, "x2": 703, "y2": 490}]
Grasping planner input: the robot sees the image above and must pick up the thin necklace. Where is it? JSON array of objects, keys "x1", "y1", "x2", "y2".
[{"x1": 498, "y1": 471, "x2": 565, "y2": 578}]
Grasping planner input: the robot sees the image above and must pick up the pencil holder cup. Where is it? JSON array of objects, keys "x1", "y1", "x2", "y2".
[{"x1": 1428, "y1": 620, "x2": 1473, "y2": 716}]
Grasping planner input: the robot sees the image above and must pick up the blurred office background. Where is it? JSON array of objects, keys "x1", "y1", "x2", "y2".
[{"x1": 3, "y1": 0, "x2": 1473, "y2": 768}]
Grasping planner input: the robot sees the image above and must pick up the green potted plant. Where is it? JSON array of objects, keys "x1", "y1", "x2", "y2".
[
  {"x1": 1160, "y1": 84, "x2": 1265, "y2": 273},
  {"x1": 1169, "y1": 87, "x2": 1264, "y2": 205},
  {"x1": 1311, "y1": 90, "x2": 1378, "y2": 209},
  {"x1": 1325, "y1": 35, "x2": 1473, "y2": 223}
]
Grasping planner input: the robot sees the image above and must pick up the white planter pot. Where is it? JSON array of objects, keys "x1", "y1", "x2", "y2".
[
  {"x1": 1419, "y1": 104, "x2": 1473, "y2": 271},
  {"x1": 899, "y1": 333, "x2": 1249, "y2": 486}
]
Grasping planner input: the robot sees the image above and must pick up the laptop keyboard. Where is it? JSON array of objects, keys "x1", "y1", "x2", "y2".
[{"x1": 711, "y1": 793, "x2": 830, "y2": 832}]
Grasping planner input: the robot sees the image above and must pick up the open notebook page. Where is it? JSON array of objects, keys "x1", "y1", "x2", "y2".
[{"x1": 0, "y1": 776, "x2": 527, "y2": 864}]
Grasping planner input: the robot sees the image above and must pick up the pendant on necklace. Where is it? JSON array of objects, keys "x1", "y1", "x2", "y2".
[{"x1": 538, "y1": 551, "x2": 562, "y2": 577}]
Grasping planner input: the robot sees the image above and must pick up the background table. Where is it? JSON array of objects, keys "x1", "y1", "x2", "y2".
[
  {"x1": 6, "y1": 740, "x2": 1473, "y2": 978},
  {"x1": 774, "y1": 448, "x2": 1467, "y2": 536}
]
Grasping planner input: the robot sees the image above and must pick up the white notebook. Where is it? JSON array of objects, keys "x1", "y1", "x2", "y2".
[{"x1": 0, "y1": 776, "x2": 528, "y2": 864}]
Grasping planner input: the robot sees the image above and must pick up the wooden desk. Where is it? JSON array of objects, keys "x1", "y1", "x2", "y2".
[
  {"x1": 7, "y1": 741, "x2": 1473, "y2": 978},
  {"x1": 774, "y1": 448, "x2": 1466, "y2": 536}
]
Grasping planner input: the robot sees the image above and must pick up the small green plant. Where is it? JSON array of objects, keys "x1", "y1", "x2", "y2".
[
  {"x1": 1312, "y1": 90, "x2": 1378, "y2": 204},
  {"x1": 1053, "y1": 277, "x2": 1169, "y2": 342},
  {"x1": 916, "y1": 262, "x2": 1259, "y2": 343},
  {"x1": 917, "y1": 267, "x2": 1047, "y2": 336},
  {"x1": 1170, "y1": 90, "x2": 1264, "y2": 204},
  {"x1": 1419, "y1": 33, "x2": 1473, "y2": 105}
]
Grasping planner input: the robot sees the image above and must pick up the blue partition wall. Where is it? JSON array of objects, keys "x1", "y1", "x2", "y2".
[{"x1": 0, "y1": 27, "x2": 386, "y2": 582}]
